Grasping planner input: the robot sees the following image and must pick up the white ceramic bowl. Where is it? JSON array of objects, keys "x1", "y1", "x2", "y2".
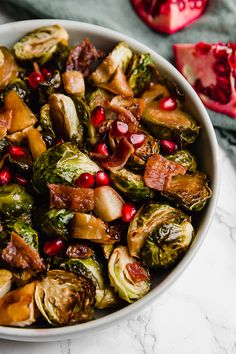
[{"x1": 0, "y1": 19, "x2": 219, "y2": 342}]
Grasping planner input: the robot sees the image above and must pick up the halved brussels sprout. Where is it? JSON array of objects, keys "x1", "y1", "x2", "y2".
[
  {"x1": 108, "y1": 246, "x2": 150, "y2": 303},
  {"x1": 61, "y1": 258, "x2": 117, "y2": 309},
  {"x1": 110, "y1": 168, "x2": 153, "y2": 201},
  {"x1": 0, "y1": 184, "x2": 34, "y2": 216},
  {"x1": 0, "y1": 269, "x2": 12, "y2": 298},
  {"x1": 126, "y1": 53, "x2": 153, "y2": 95},
  {"x1": 39, "y1": 103, "x2": 56, "y2": 146},
  {"x1": 166, "y1": 150, "x2": 197, "y2": 173},
  {"x1": 32, "y1": 142, "x2": 100, "y2": 194},
  {"x1": 35, "y1": 270, "x2": 95, "y2": 325},
  {"x1": 13, "y1": 25, "x2": 69, "y2": 64},
  {"x1": 39, "y1": 208, "x2": 74, "y2": 240},
  {"x1": 162, "y1": 172, "x2": 212, "y2": 211},
  {"x1": 87, "y1": 88, "x2": 112, "y2": 110},
  {"x1": 127, "y1": 202, "x2": 192, "y2": 258},
  {"x1": 0, "y1": 79, "x2": 30, "y2": 106},
  {"x1": 141, "y1": 83, "x2": 170, "y2": 106},
  {"x1": 101, "y1": 244, "x2": 114, "y2": 260},
  {"x1": 0, "y1": 46, "x2": 18, "y2": 90}
]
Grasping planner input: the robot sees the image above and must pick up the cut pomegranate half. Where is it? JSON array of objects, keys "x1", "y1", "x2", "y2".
[
  {"x1": 130, "y1": 0, "x2": 207, "y2": 34},
  {"x1": 174, "y1": 42, "x2": 236, "y2": 118}
]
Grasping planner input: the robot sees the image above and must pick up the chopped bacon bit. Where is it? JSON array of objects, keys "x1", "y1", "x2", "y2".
[
  {"x1": 108, "y1": 102, "x2": 139, "y2": 132},
  {"x1": 66, "y1": 244, "x2": 94, "y2": 259},
  {"x1": 144, "y1": 154, "x2": 186, "y2": 191},
  {"x1": 101, "y1": 138, "x2": 135, "y2": 172},
  {"x1": 66, "y1": 38, "x2": 104, "y2": 77},
  {"x1": 1, "y1": 232, "x2": 45, "y2": 271},
  {"x1": 48, "y1": 184, "x2": 94, "y2": 212},
  {"x1": 126, "y1": 262, "x2": 149, "y2": 282}
]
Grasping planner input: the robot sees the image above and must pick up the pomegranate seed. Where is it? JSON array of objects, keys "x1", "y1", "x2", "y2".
[
  {"x1": 94, "y1": 142, "x2": 109, "y2": 157},
  {"x1": 7, "y1": 145, "x2": 25, "y2": 159},
  {"x1": 160, "y1": 139, "x2": 178, "y2": 155},
  {"x1": 41, "y1": 68, "x2": 52, "y2": 79},
  {"x1": 213, "y1": 62, "x2": 230, "y2": 76},
  {"x1": 28, "y1": 71, "x2": 44, "y2": 88},
  {"x1": 122, "y1": 202, "x2": 137, "y2": 222},
  {"x1": 229, "y1": 54, "x2": 236, "y2": 68},
  {"x1": 159, "y1": 97, "x2": 177, "y2": 111},
  {"x1": 43, "y1": 239, "x2": 65, "y2": 256},
  {"x1": 95, "y1": 171, "x2": 110, "y2": 186},
  {"x1": 111, "y1": 120, "x2": 129, "y2": 137},
  {"x1": 91, "y1": 106, "x2": 106, "y2": 128},
  {"x1": 195, "y1": 42, "x2": 211, "y2": 55},
  {"x1": 213, "y1": 46, "x2": 228, "y2": 60},
  {"x1": 55, "y1": 138, "x2": 64, "y2": 145},
  {"x1": 15, "y1": 174, "x2": 28, "y2": 186},
  {"x1": 128, "y1": 133, "x2": 145, "y2": 149},
  {"x1": 0, "y1": 167, "x2": 12, "y2": 185},
  {"x1": 76, "y1": 172, "x2": 95, "y2": 188}
]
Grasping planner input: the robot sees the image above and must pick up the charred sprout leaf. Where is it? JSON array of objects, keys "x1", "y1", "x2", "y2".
[
  {"x1": 157, "y1": 73, "x2": 185, "y2": 102},
  {"x1": 87, "y1": 88, "x2": 112, "y2": 110},
  {"x1": 32, "y1": 142, "x2": 100, "y2": 194},
  {"x1": 166, "y1": 150, "x2": 197, "y2": 173},
  {"x1": 110, "y1": 168, "x2": 153, "y2": 201},
  {"x1": 0, "y1": 184, "x2": 34, "y2": 217},
  {"x1": 61, "y1": 258, "x2": 117, "y2": 309},
  {"x1": 50, "y1": 43, "x2": 70, "y2": 72},
  {"x1": 101, "y1": 244, "x2": 114, "y2": 260},
  {"x1": 13, "y1": 25, "x2": 69, "y2": 64},
  {"x1": 0, "y1": 79, "x2": 31, "y2": 106},
  {"x1": 38, "y1": 70, "x2": 61, "y2": 106},
  {"x1": 39, "y1": 103, "x2": 56, "y2": 146},
  {"x1": 0, "y1": 46, "x2": 18, "y2": 90},
  {"x1": 108, "y1": 246, "x2": 150, "y2": 303},
  {"x1": 162, "y1": 172, "x2": 212, "y2": 211},
  {"x1": 35, "y1": 270, "x2": 95, "y2": 325},
  {"x1": 127, "y1": 202, "x2": 192, "y2": 258},
  {"x1": 39, "y1": 208, "x2": 74, "y2": 240},
  {"x1": 0, "y1": 269, "x2": 12, "y2": 298},
  {"x1": 126, "y1": 53, "x2": 153, "y2": 95}
]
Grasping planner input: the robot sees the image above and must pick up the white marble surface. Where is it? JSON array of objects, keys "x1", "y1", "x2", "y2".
[{"x1": 0, "y1": 9, "x2": 236, "y2": 354}]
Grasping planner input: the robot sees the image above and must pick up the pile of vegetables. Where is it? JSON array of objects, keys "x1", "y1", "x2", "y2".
[{"x1": 0, "y1": 24, "x2": 212, "y2": 328}]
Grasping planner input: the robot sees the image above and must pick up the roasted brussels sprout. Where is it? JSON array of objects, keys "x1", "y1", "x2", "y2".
[
  {"x1": 32, "y1": 142, "x2": 100, "y2": 193},
  {"x1": 166, "y1": 150, "x2": 197, "y2": 173},
  {"x1": 39, "y1": 208, "x2": 74, "y2": 240},
  {"x1": 61, "y1": 258, "x2": 117, "y2": 309},
  {"x1": 0, "y1": 46, "x2": 18, "y2": 90},
  {"x1": 110, "y1": 168, "x2": 153, "y2": 201},
  {"x1": 126, "y1": 53, "x2": 153, "y2": 95},
  {"x1": 108, "y1": 246, "x2": 150, "y2": 303},
  {"x1": 87, "y1": 88, "x2": 112, "y2": 110},
  {"x1": 0, "y1": 269, "x2": 12, "y2": 298},
  {"x1": 13, "y1": 25, "x2": 69, "y2": 64},
  {"x1": 0, "y1": 184, "x2": 34, "y2": 217},
  {"x1": 35, "y1": 270, "x2": 95, "y2": 325},
  {"x1": 162, "y1": 172, "x2": 212, "y2": 211},
  {"x1": 127, "y1": 202, "x2": 193, "y2": 258},
  {"x1": 38, "y1": 70, "x2": 61, "y2": 106},
  {"x1": 0, "y1": 79, "x2": 31, "y2": 106},
  {"x1": 39, "y1": 103, "x2": 56, "y2": 146}
]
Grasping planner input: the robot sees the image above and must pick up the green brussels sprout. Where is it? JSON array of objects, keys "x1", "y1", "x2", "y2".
[
  {"x1": 49, "y1": 93, "x2": 83, "y2": 145},
  {"x1": 110, "y1": 168, "x2": 153, "y2": 201},
  {"x1": 39, "y1": 103, "x2": 56, "y2": 146},
  {"x1": 101, "y1": 244, "x2": 114, "y2": 259},
  {"x1": 32, "y1": 142, "x2": 100, "y2": 194},
  {"x1": 87, "y1": 88, "x2": 112, "y2": 111},
  {"x1": 162, "y1": 172, "x2": 212, "y2": 211},
  {"x1": 0, "y1": 269, "x2": 12, "y2": 298},
  {"x1": 108, "y1": 246, "x2": 150, "y2": 303},
  {"x1": 50, "y1": 43, "x2": 70, "y2": 72},
  {"x1": 126, "y1": 53, "x2": 153, "y2": 95},
  {"x1": 13, "y1": 25, "x2": 69, "y2": 64},
  {"x1": 0, "y1": 79, "x2": 31, "y2": 106},
  {"x1": 127, "y1": 202, "x2": 193, "y2": 258},
  {"x1": 39, "y1": 208, "x2": 74, "y2": 240},
  {"x1": 61, "y1": 257, "x2": 117, "y2": 309},
  {"x1": 0, "y1": 46, "x2": 18, "y2": 90},
  {"x1": 166, "y1": 150, "x2": 197, "y2": 173},
  {"x1": 0, "y1": 184, "x2": 34, "y2": 217},
  {"x1": 35, "y1": 270, "x2": 95, "y2": 325},
  {"x1": 38, "y1": 70, "x2": 61, "y2": 106}
]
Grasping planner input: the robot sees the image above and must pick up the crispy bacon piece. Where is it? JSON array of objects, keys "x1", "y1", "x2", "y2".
[
  {"x1": 126, "y1": 262, "x2": 149, "y2": 282},
  {"x1": 66, "y1": 244, "x2": 94, "y2": 259},
  {"x1": 48, "y1": 184, "x2": 94, "y2": 212},
  {"x1": 66, "y1": 38, "x2": 104, "y2": 77},
  {"x1": 2, "y1": 232, "x2": 45, "y2": 271},
  {"x1": 144, "y1": 154, "x2": 186, "y2": 191},
  {"x1": 101, "y1": 138, "x2": 134, "y2": 172}
]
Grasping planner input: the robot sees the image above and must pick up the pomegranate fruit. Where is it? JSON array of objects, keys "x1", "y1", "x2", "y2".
[
  {"x1": 122, "y1": 202, "x2": 137, "y2": 222},
  {"x1": 7, "y1": 145, "x2": 26, "y2": 159},
  {"x1": 111, "y1": 120, "x2": 129, "y2": 137},
  {"x1": 128, "y1": 133, "x2": 146, "y2": 148},
  {"x1": 91, "y1": 106, "x2": 106, "y2": 128},
  {"x1": 159, "y1": 97, "x2": 177, "y2": 111},
  {"x1": 28, "y1": 71, "x2": 44, "y2": 88},
  {"x1": 174, "y1": 42, "x2": 236, "y2": 118},
  {"x1": 76, "y1": 172, "x2": 95, "y2": 188},
  {"x1": 15, "y1": 174, "x2": 28, "y2": 186},
  {"x1": 131, "y1": 0, "x2": 207, "y2": 34},
  {"x1": 160, "y1": 139, "x2": 178, "y2": 154},
  {"x1": 0, "y1": 167, "x2": 12, "y2": 185},
  {"x1": 94, "y1": 142, "x2": 109, "y2": 157},
  {"x1": 43, "y1": 239, "x2": 65, "y2": 256},
  {"x1": 95, "y1": 171, "x2": 110, "y2": 186}
]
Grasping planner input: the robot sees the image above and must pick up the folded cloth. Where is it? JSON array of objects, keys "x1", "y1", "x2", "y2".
[{"x1": 2, "y1": 0, "x2": 236, "y2": 132}]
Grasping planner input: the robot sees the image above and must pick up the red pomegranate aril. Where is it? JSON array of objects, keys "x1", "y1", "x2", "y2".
[
  {"x1": 111, "y1": 120, "x2": 129, "y2": 137},
  {"x1": 76, "y1": 172, "x2": 95, "y2": 188},
  {"x1": 159, "y1": 97, "x2": 177, "y2": 111},
  {"x1": 0, "y1": 167, "x2": 12, "y2": 185},
  {"x1": 94, "y1": 142, "x2": 109, "y2": 157},
  {"x1": 28, "y1": 71, "x2": 44, "y2": 89},
  {"x1": 15, "y1": 174, "x2": 28, "y2": 186},
  {"x1": 128, "y1": 133, "x2": 145, "y2": 149},
  {"x1": 195, "y1": 42, "x2": 211, "y2": 55},
  {"x1": 7, "y1": 145, "x2": 25, "y2": 159},
  {"x1": 55, "y1": 138, "x2": 64, "y2": 145},
  {"x1": 213, "y1": 47, "x2": 228, "y2": 60},
  {"x1": 91, "y1": 106, "x2": 106, "y2": 128},
  {"x1": 160, "y1": 139, "x2": 178, "y2": 155},
  {"x1": 213, "y1": 62, "x2": 230, "y2": 76},
  {"x1": 41, "y1": 68, "x2": 52, "y2": 79},
  {"x1": 43, "y1": 239, "x2": 65, "y2": 256},
  {"x1": 122, "y1": 202, "x2": 137, "y2": 223},
  {"x1": 95, "y1": 171, "x2": 110, "y2": 186}
]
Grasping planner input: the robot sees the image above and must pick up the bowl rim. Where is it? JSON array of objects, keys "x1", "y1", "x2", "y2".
[{"x1": 0, "y1": 18, "x2": 220, "y2": 342}]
